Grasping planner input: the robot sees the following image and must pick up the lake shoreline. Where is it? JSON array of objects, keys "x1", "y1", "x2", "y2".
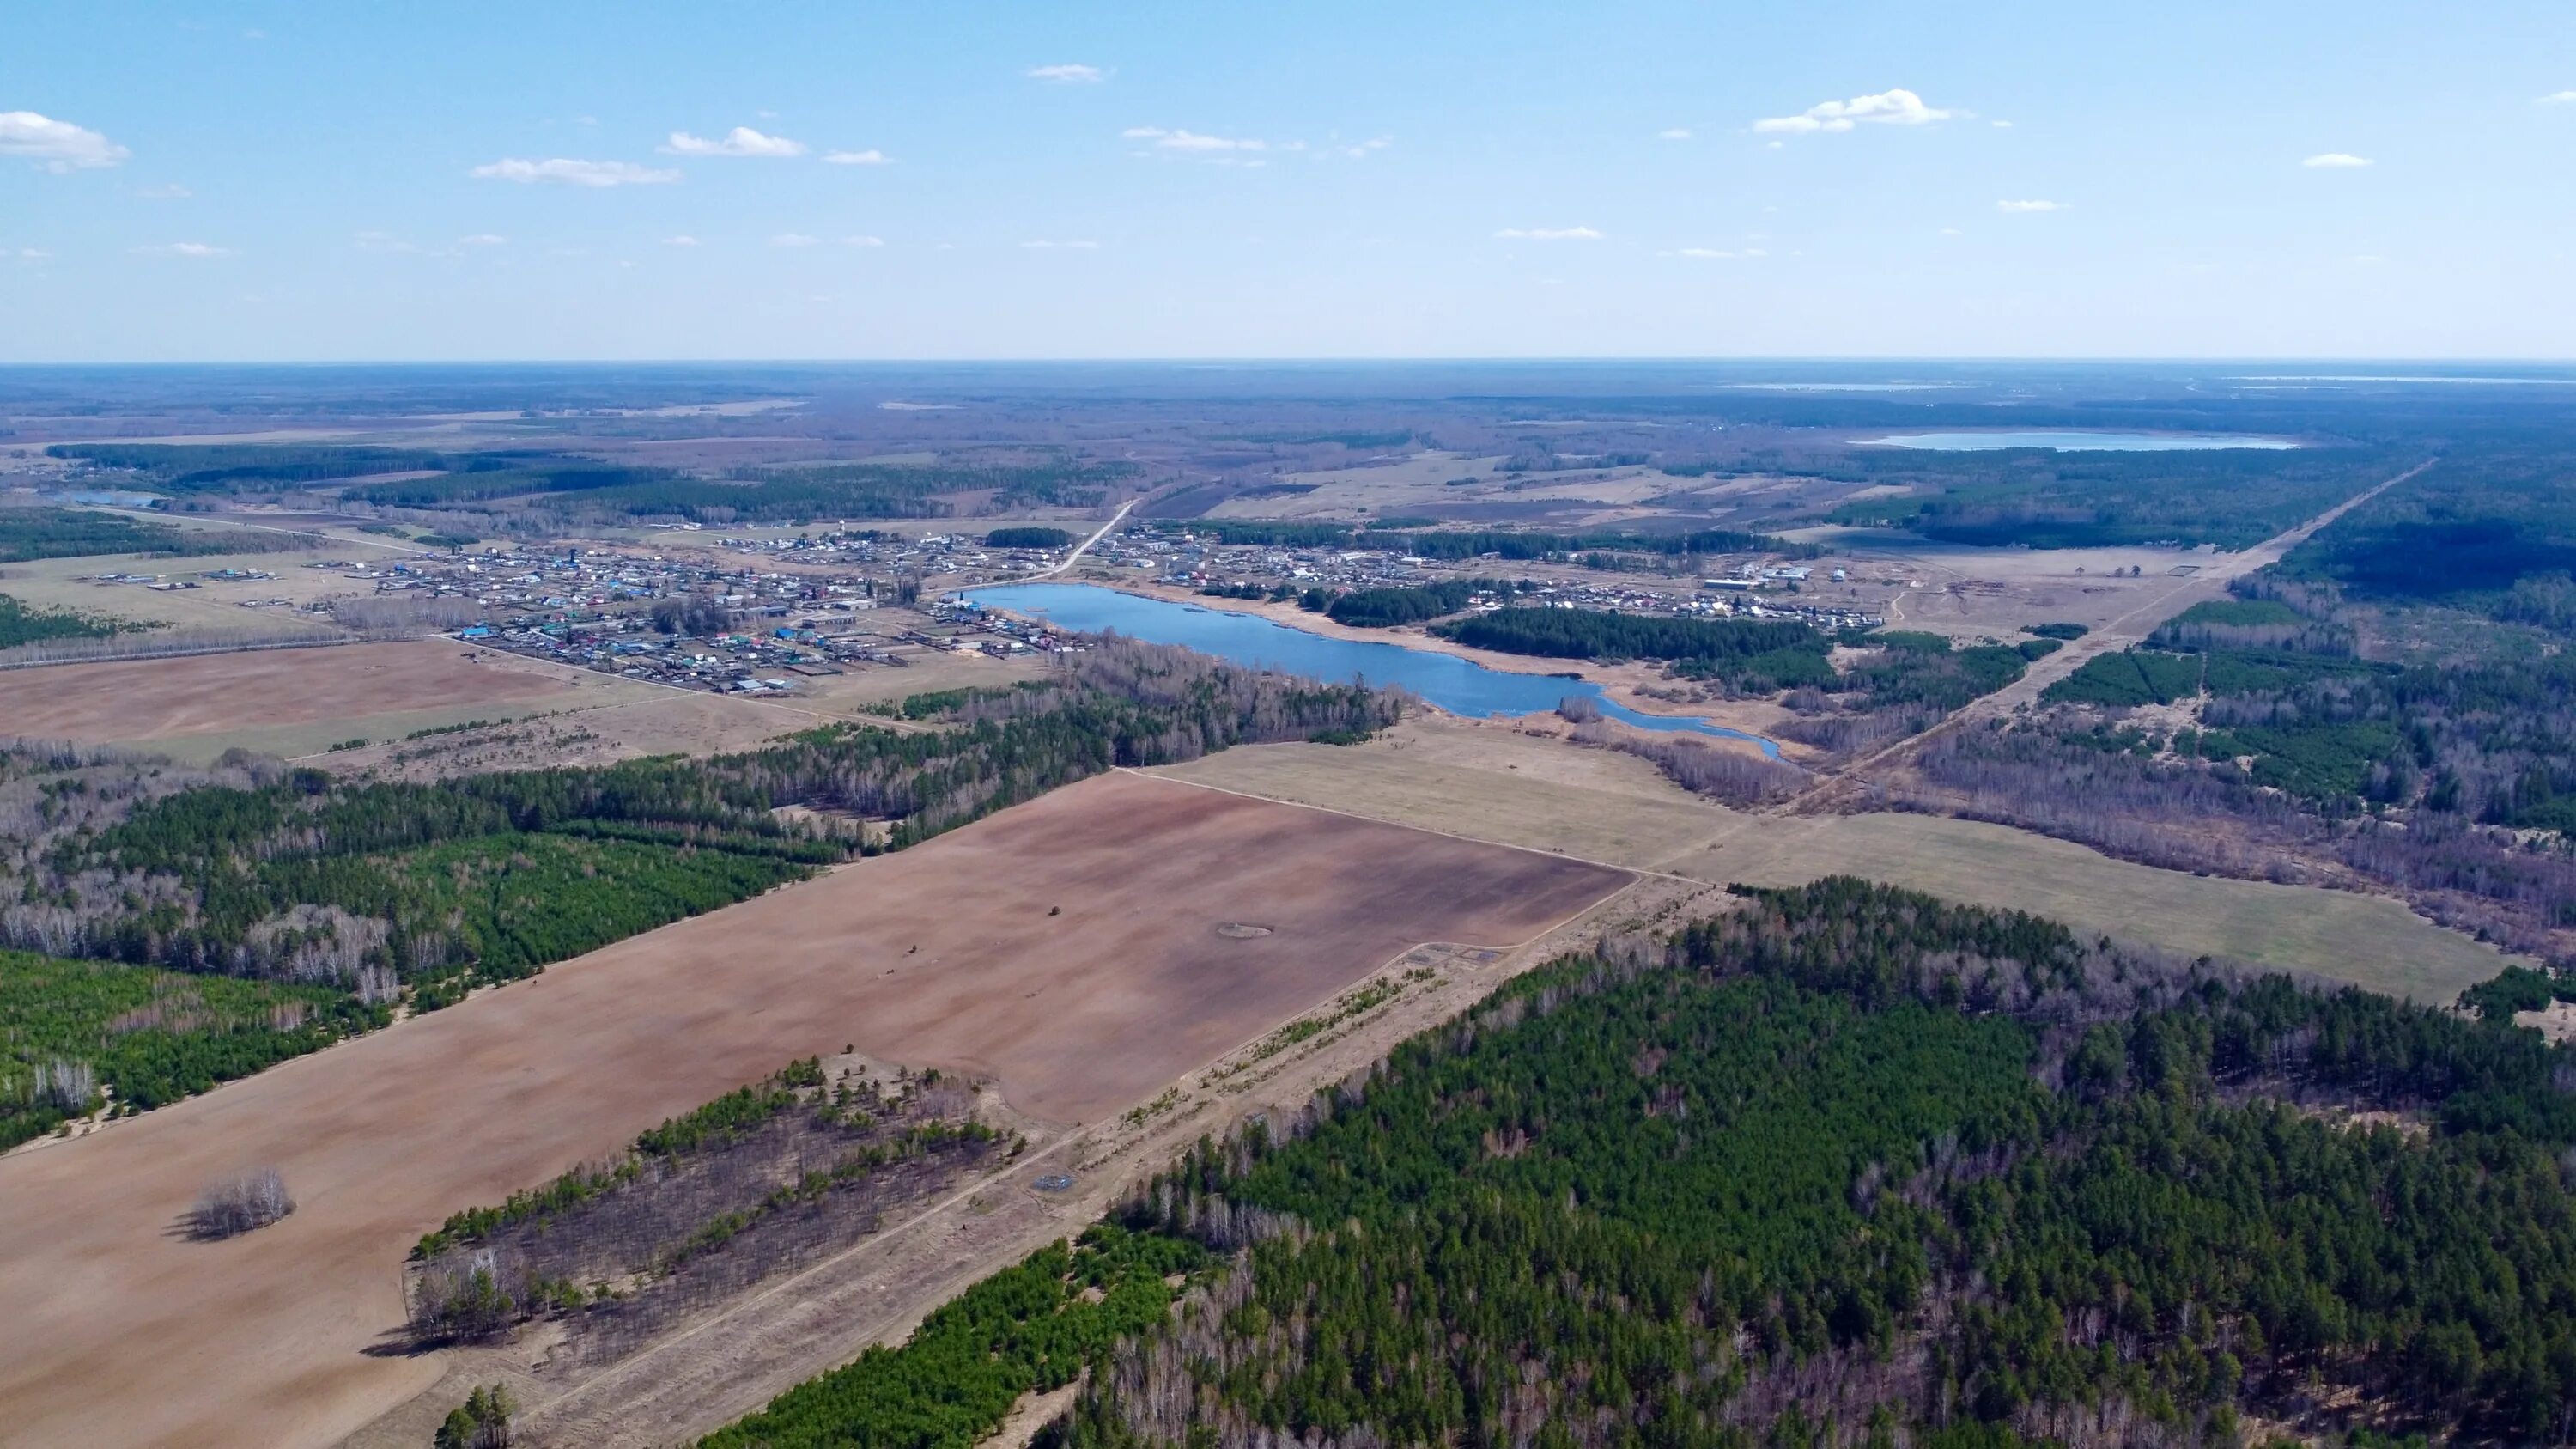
[{"x1": 958, "y1": 581, "x2": 1789, "y2": 758}]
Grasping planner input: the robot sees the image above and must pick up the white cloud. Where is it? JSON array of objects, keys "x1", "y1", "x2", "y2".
[
  {"x1": 664, "y1": 126, "x2": 805, "y2": 158},
  {"x1": 770, "y1": 233, "x2": 822, "y2": 247},
  {"x1": 1334, "y1": 137, "x2": 1392, "y2": 159},
  {"x1": 662, "y1": 234, "x2": 701, "y2": 247},
  {"x1": 459, "y1": 234, "x2": 507, "y2": 247},
  {"x1": 1495, "y1": 226, "x2": 1604, "y2": 240},
  {"x1": 1657, "y1": 128, "x2": 1693, "y2": 141},
  {"x1": 472, "y1": 157, "x2": 679, "y2": 186},
  {"x1": 1020, "y1": 239, "x2": 1100, "y2": 249},
  {"x1": 2301, "y1": 152, "x2": 2373, "y2": 167},
  {"x1": 1028, "y1": 64, "x2": 1105, "y2": 83},
  {"x1": 1996, "y1": 198, "x2": 2066, "y2": 212},
  {"x1": 354, "y1": 229, "x2": 425, "y2": 253},
  {"x1": 1939, "y1": 227, "x2": 1963, "y2": 236},
  {"x1": 1660, "y1": 247, "x2": 1746, "y2": 259},
  {"x1": 2538, "y1": 91, "x2": 2576, "y2": 105},
  {"x1": 0, "y1": 110, "x2": 131, "y2": 170},
  {"x1": 1991, "y1": 119, "x2": 2014, "y2": 129},
  {"x1": 823, "y1": 149, "x2": 891, "y2": 166},
  {"x1": 19, "y1": 248, "x2": 52, "y2": 259},
  {"x1": 1753, "y1": 88, "x2": 1953, "y2": 134},
  {"x1": 135, "y1": 183, "x2": 191, "y2": 199},
  {"x1": 132, "y1": 241, "x2": 232, "y2": 257},
  {"x1": 842, "y1": 234, "x2": 884, "y2": 247},
  {"x1": 1123, "y1": 126, "x2": 1265, "y2": 152}
]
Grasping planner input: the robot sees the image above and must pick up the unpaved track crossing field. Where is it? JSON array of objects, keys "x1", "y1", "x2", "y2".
[
  {"x1": 0, "y1": 640, "x2": 581, "y2": 743},
  {"x1": 0, "y1": 770, "x2": 1626, "y2": 1449}
]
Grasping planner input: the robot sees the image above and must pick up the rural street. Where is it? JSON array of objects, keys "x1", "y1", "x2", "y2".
[{"x1": 996, "y1": 498, "x2": 1135, "y2": 583}]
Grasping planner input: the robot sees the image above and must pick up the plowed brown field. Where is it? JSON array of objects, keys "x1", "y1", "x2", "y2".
[
  {"x1": 0, "y1": 771, "x2": 1626, "y2": 1449},
  {"x1": 0, "y1": 641, "x2": 579, "y2": 741}
]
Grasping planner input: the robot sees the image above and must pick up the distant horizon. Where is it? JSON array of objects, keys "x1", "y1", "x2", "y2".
[
  {"x1": 5, "y1": 356, "x2": 2575, "y2": 369},
  {"x1": 9, "y1": 3, "x2": 2571, "y2": 360}
]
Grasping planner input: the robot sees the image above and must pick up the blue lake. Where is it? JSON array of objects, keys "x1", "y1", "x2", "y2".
[
  {"x1": 958, "y1": 582, "x2": 1784, "y2": 757},
  {"x1": 1858, "y1": 430, "x2": 2302, "y2": 452}
]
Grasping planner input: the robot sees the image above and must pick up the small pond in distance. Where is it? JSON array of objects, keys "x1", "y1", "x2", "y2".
[
  {"x1": 1857, "y1": 431, "x2": 2303, "y2": 452},
  {"x1": 958, "y1": 582, "x2": 1783, "y2": 758}
]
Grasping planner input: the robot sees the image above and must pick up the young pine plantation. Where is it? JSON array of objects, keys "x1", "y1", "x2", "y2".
[{"x1": 705, "y1": 880, "x2": 2576, "y2": 1449}]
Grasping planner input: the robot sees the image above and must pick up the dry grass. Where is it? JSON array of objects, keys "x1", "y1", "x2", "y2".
[
  {"x1": 0, "y1": 641, "x2": 607, "y2": 751},
  {"x1": 1156, "y1": 716, "x2": 2519, "y2": 1003}
]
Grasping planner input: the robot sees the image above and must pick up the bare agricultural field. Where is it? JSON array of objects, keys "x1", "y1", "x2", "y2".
[
  {"x1": 0, "y1": 770, "x2": 1625, "y2": 1449},
  {"x1": 0, "y1": 640, "x2": 600, "y2": 747},
  {"x1": 1157, "y1": 719, "x2": 2519, "y2": 1002},
  {"x1": 1152, "y1": 723, "x2": 1728, "y2": 869}
]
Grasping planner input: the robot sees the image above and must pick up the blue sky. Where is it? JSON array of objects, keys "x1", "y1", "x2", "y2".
[{"x1": 4, "y1": 1, "x2": 2571, "y2": 361}]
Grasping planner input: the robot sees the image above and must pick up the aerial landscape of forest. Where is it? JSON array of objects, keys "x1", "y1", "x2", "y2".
[{"x1": 9, "y1": 3, "x2": 2576, "y2": 1446}]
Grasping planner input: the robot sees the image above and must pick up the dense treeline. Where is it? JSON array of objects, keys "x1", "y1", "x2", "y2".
[
  {"x1": 0, "y1": 506, "x2": 301, "y2": 563},
  {"x1": 1322, "y1": 576, "x2": 1520, "y2": 628},
  {"x1": 0, "y1": 948, "x2": 382, "y2": 1148},
  {"x1": 48, "y1": 442, "x2": 463, "y2": 490},
  {"x1": 1150, "y1": 521, "x2": 1807, "y2": 560},
  {"x1": 701, "y1": 1227, "x2": 1210, "y2": 1449},
  {"x1": 526, "y1": 461, "x2": 1134, "y2": 524},
  {"x1": 340, "y1": 463, "x2": 675, "y2": 508},
  {"x1": 1823, "y1": 445, "x2": 2401, "y2": 550},
  {"x1": 1364, "y1": 527, "x2": 1813, "y2": 561},
  {"x1": 986, "y1": 526, "x2": 1077, "y2": 549},
  {"x1": 1437, "y1": 607, "x2": 1833, "y2": 690},
  {"x1": 0, "y1": 594, "x2": 128, "y2": 650},
  {"x1": 2284, "y1": 452, "x2": 2576, "y2": 624},
  {"x1": 1048, "y1": 879, "x2": 2576, "y2": 1447}
]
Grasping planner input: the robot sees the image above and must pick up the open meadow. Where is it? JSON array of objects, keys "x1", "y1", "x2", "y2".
[{"x1": 0, "y1": 770, "x2": 1626, "y2": 1449}]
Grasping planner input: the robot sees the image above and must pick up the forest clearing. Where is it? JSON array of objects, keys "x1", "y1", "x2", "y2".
[{"x1": 0, "y1": 770, "x2": 1626, "y2": 1449}]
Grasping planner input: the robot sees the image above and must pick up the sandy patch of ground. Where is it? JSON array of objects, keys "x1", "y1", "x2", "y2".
[
  {"x1": 2516, "y1": 1000, "x2": 2576, "y2": 1044},
  {"x1": 0, "y1": 640, "x2": 601, "y2": 745},
  {"x1": 0, "y1": 771, "x2": 1625, "y2": 1449}
]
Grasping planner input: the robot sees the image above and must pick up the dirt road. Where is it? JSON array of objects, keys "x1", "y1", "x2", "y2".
[{"x1": 1798, "y1": 458, "x2": 2433, "y2": 806}]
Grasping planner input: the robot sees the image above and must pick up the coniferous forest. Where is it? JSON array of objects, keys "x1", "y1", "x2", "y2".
[{"x1": 712, "y1": 879, "x2": 2576, "y2": 1449}]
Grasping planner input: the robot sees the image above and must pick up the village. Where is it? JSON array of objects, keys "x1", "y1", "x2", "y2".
[{"x1": 58, "y1": 520, "x2": 1879, "y2": 696}]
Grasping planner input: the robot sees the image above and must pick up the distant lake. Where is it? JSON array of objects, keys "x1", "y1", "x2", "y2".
[
  {"x1": 1858, "y1": 431, "x2": 2302, "y2": 452},
  {"x1": 958, "y1": 582, "x2": 1783, "y2": 757}
]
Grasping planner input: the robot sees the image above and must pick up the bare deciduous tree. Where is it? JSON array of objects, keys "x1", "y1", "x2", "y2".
[{"x1": 191, "y1": 1167, "x2": 293, "y2": 1240}]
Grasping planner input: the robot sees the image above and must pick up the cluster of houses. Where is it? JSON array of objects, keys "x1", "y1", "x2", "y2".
[
  {"x1": 308, "y1": 536, "x2": 1080, "y2": 694},
  {"x1": 1123, "y1": 528, "x2": 1884, "y2": 633}
]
